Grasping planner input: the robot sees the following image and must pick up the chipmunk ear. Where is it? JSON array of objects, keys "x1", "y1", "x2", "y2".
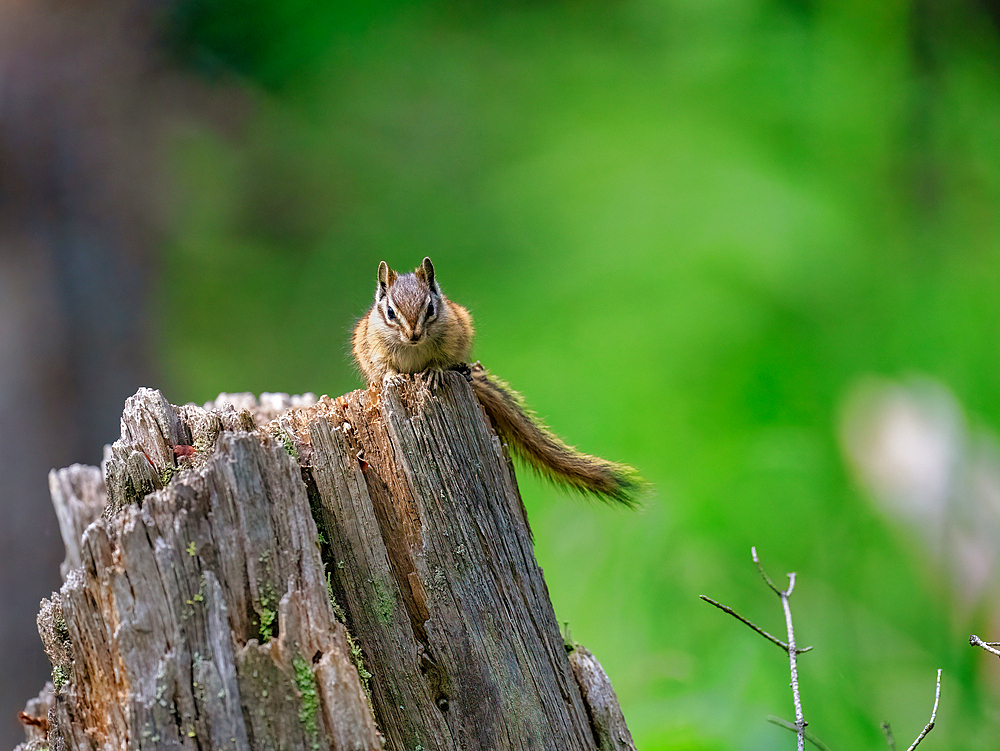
[
  {"x1": 418, "y1": 256, "x2": 438, "y2": 293},
  {"x1": 377, "y1": 261, "x2": 396, "y2": 300}
]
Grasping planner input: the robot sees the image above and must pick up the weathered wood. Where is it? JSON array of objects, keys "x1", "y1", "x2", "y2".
[
  {"x1": 283, "y1": 372, "x2": 600, "y2": 750},
  {"x1": 568, "y1": 646, "x2": 636, "y2": 751},
  {"x1": 30, "y1": 390, "x2": 378, "y2": 751},
  {"x1": 20, "y1": 378, "x2": 635, "y2": 751},
  {"x1": 48, "y1": 465, "x2": 106, "y2": 580}
]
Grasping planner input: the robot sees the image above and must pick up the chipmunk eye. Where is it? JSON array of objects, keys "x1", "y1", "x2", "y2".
[
  {"x1": 386, "y1": 305, "x2": 396, "y2": 321},
  {"x1": 426, "y1": 300, "x2": 435, "y2": 318}
]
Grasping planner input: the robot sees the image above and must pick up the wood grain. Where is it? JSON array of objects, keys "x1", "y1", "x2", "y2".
[{"x1": 19, "y1": 378, "x2": 634, "y2": 751}]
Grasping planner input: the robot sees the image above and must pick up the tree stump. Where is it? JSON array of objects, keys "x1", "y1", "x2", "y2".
[{"x1": 17, "y1": 373, "x2": 635, "y2": 751}]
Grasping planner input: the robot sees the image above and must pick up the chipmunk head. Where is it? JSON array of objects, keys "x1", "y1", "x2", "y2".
[{"x1": 374, "y1": 257, "x2": 442, "y2": 345}]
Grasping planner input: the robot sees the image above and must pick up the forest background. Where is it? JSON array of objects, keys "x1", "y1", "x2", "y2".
[{"x1": 3, "y1": 0, "x2": 1000, "y2": 748}]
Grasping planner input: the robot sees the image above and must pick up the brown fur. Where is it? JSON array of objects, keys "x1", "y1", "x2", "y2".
[
  {"x1": 352, "y1": 258, "x2": 645, "y2": 507},
  {"x1": 469, "y1": 365, "x2": 643, "y2": 507},
  {"x1": 352, "y1": 258, "x2": 473, "y2": 381}
]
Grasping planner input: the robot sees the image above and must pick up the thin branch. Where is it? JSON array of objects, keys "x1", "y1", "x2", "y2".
[
  {"x1": 780, "y1": 573, "x2": 806, "y2": 751},
  {"x1": 768, "y1": 716, "x2": 833, "y2": 751},
  {"x1": 903, "y1": 669, "x2": 941, "y2": 751},
  {"x1": 751, "y1": 548, "x2": 806, "y2": 751},
  {"x1": 699, "y1": 595, "x2": 812, "y2": 654},
  {"x1": 970, "y1": 634, "x2": 1000, "y2": 658},
  {"x1": 752, "y1": 545, "x2": 784, "y2": 595},
  {"x1": 707, "y1": 549, "x2": 943, "y2": 751},
  {"x1": 882, "y1": 721, "x2": 896, "y2": 751}
]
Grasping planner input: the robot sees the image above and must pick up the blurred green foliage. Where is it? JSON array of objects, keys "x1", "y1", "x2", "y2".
[{"x1": 163, "y1": 0, "x2": 1000, "y2": 747}]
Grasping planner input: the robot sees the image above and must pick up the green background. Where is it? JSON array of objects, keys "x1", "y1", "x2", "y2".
[{"x1": 162, "y1": 1, "x2": 1000, "y2": 747}]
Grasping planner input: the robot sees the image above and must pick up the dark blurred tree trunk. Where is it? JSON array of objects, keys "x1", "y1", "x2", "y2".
[{"x1": 0, "y1": 0, "x2": 166, "y2": 745}]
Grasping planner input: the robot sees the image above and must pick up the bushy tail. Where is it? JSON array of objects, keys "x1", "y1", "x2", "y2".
[{"x1": 468, "y1": 363, "x2": 646, "y2": 508}]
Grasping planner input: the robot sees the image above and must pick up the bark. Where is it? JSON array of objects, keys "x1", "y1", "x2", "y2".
[{"x1": 18, "y1": 375, "x2": 636, "y2": 751}]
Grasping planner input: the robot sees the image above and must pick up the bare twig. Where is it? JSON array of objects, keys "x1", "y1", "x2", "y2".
[
  {"x1": 750, "y1": 547, "x2": 808, "y2": 750},
  {"x1": 903, "y1": 669, "x2": 941, "y2": 751},
  {"x1": 752, "y1": 545, "x2": 788, "y2": 596},
  {"x1": 970, "y1": 634, "x2": 1000, "y2": 658},
  {"x1": 698, "y1": 596, "x2": 812, "y2": 654},
  {"x1": 772, "y1": 559, "x2": 807, "y2": 751},
  {"x1": 768, "y1": 716, "x2": 833, "y2": 751},
  {"x1": 705, "y1": 548, "x2": 944, "y2": 751},
  {"x1": 704, "y1": 548, "x2": 810, "y2": 750}
]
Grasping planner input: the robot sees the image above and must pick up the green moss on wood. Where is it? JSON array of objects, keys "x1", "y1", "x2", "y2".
[
  {"x1": 52, "y1": 664, "x2": 70, "y2": 691},
  {"x1": 371, "y1": 578, "x2": 394, "y2": 626},
  {"x1": 293, "y1": 653, "x2": 320, "y2": 751}
]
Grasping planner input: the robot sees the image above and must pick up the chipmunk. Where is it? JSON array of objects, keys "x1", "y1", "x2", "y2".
[{"x1": 352, "y1": 257, "x2": 645, "y2": 507}]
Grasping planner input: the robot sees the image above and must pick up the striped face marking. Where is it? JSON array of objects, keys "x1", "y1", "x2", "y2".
[
  {"x1": 381, "y1": 291, "x2": 438, "y2": 344},
  {"x1": 375, "y1": 259, "x2": 441, "y2": 347}
]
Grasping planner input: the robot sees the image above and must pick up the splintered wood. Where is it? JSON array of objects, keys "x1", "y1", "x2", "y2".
[{"x1": 20, "y1": 376, "x2": 635, "y2": 751}]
